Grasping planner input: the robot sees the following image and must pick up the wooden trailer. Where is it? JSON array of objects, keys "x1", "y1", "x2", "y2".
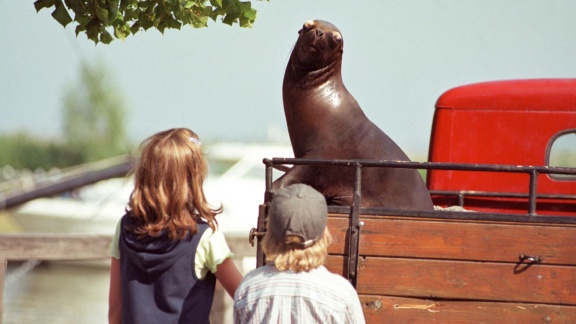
[
  {"x1": 250, "y1": 79, "x2": 576, "y2": 323},
  {"x1": 252, "y1": 158, "x2": 576, "y2": 323}
]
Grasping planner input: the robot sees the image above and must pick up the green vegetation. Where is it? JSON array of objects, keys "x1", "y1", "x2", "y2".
[
  {"x1": 62, "y1": 61, "x2": 130, "y2": 163},
  {"x1": 33, "y1": 0, "x2": 266, "y2": 44},
  {"x1": 0, "y1": 133, "x2": 77, "y2": 170},
  {"x1": 0, "y1": 60, "x2": 130, "y2": 170}
]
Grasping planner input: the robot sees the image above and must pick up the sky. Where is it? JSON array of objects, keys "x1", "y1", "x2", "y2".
[{"x1": 2, "y1": 1, "x2": 576, "y2": 159}]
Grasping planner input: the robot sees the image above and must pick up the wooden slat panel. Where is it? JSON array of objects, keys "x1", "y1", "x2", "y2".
[
  {"x1": 0, "y1": 234, "x2": 112, "y2": 261},
  {"x1": 325, "y1": 256, "x2": 576, "y2": 305},
  {"x1": 327, "y1": 216, "x2": 576, "y2": 265},
  {"x1": 0, "y1": 233, "x2": 255, "y2": 261},
  {"x1": 359, "y1": 295, "x2": 576, "y2": 324}
]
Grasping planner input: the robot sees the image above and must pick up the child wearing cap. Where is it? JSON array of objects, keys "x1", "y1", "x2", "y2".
[{"x1": 233, "y1": 183, "x2": 366, "y2": 323}]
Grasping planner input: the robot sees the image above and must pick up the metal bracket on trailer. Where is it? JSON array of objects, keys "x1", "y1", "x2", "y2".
[
  {"x1": 251, "y1": 160, "x2": 276, "y2": 268},
  {"x1": 346, "y1": 163, "x2": 363, "y2": 288}
]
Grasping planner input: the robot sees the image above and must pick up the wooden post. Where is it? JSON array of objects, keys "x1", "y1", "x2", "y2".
[{"x1": 0, "y1": 258, "x2": 6, "y2": 324}]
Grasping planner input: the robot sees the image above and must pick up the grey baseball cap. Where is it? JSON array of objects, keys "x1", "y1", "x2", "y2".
[{"x1": 268, "y1": 184, "x2": 328, "y2": 249}]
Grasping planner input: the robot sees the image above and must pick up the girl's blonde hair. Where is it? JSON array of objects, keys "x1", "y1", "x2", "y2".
[
  {"x1": 262, "y1": 227, "x2": 332, "y2": 272},
  {"x1": 126, "y1": 128, "x2": 221, "y2": 240}
]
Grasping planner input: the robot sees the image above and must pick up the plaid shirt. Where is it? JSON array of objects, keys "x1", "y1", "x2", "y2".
[{"x1": 233, "y1": 264, "x2": 366, "y2": 324}]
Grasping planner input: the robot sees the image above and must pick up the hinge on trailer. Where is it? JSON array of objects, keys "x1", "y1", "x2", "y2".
[{"x1": 254, "y1": 161, "x2": 276, "y2": 268}]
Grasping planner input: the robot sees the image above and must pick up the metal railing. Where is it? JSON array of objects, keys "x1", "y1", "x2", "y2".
[
  {"x1": 258, "y1": 157, "x2": 576, "y2": 286},
  {"x1": 264, "y1": 157, "x2": 576, "y2": 219}
]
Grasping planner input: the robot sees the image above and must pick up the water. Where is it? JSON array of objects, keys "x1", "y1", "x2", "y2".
[
  {"x1": 4, "y1": 257, "x2": 255, "y2": 324},
  {"x1": 4, "y1": 261, "x2": 110, "y2": 324}
]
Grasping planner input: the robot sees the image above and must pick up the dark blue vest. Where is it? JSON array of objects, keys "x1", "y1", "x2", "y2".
[{"x1": 119, "y1": 215, "x2": 216, "y2": 323}]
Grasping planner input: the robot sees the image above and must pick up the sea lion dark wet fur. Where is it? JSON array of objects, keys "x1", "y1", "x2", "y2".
[{"x1": 273, "y1": 20, "x2": 434, "y2": 210}]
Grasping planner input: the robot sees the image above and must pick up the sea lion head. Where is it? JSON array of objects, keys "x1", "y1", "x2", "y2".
[{"x1": 290, "y1": 20, "x2": 343, "y2": 72}]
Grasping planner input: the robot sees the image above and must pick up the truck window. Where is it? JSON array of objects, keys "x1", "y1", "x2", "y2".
[{"x1": 547, "y1": 130, "x2": 576, "y2": 179}]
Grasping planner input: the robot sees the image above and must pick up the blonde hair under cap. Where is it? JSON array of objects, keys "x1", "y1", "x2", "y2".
[{"x1": 262, "y1": 184, "x2": 333, "y2": 272}]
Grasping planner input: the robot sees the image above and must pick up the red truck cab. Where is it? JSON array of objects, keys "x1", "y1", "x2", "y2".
[{"x1": 427, "y1": 79, "x2": 576, "y2": 215}]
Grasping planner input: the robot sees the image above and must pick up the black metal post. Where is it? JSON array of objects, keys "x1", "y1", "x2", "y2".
[
  {"x1": 347, "y1": 164, "x2": 362, "y2": 287},
  {"x1": 528, "y1": 170, "x2": 539, "y2": 216}
]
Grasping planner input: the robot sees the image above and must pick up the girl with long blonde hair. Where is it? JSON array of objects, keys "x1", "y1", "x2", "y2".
[{"x1": 108, "y1": 128, "x2": 242, "y2": 324}]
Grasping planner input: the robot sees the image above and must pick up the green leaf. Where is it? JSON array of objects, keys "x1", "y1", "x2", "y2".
[
  {"x1": 222, "y1": 12, "x2": 240, "y2": 26},
  {"x1": 34, "y1": 0, "x2": 57, "y2": 12},
  {"x1": 138, "y1": 1, "x2": 152, "y2": 9},
  {"x1": 51, "y1": 2, "x2": 73, "y2": 27},
  {"x1": 165, "y1": 16, "x2": 182, "y2": 29},
  {"x1": 95, "y1": 7, "x2": 109, "y2": 22},
  {"x1": 100, "y1": 30, "x2": 114, "y2": 44},
  {"x1": 74, "y1": 24, "x2": 86, "y2": 37},
  {"x1": 124, "y1": 8, "x2": 139, "y2": 21},
  {"x1": 157, "y1": 22, "x2": 166, "y2": 34},
  {"x1": 63, "y1": 0, "x2": 85, "y2": 13},
  {"x1": 114, "y1": 24, "x2": 131, "y2": 40},
  {"x1": 191, "y1": 14, "x2": 208, "y2": 28},
  {"x1": 243, "y1": 8, "x2": 256, "y2": 20},
  {"x1": 76, "y1": 15, "x2": 91, "y2": 25},
  {"x1": 210, "y1": 0, "x2": 223, "y2": 8},
  {"x1": 238, "y1": 1, "x2": 251, "y2": 12},
  {"x1": 208, "y1": 7, "x2": 220, "y2": 21},
  {"x1": 119, "y1": 0, "x2": 129, "y2": 10},
  {"x1": 108, "y1": 7, "x2": 120, "y2": 23},
  {"x1": 240, "y1": 16, "x2": 254, "y2": 27},
  {"x1": 85, "y1": 19, "x2": 100, "y2": 40},
  {"x1": 139, "y1": 13, "x2": 154, "y2": 30},
  {"x1": 130, "y1": 21, "x2": 141, "y2": 34}
]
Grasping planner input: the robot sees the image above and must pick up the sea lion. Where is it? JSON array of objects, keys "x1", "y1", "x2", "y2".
[{"x1": 273, "y1": 20, "x2": 433, "y2": 210}]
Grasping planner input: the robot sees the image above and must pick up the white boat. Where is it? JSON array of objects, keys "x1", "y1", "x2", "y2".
[{"x1": 9, "y1": 142, "x2": 293, "y2": 236}]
